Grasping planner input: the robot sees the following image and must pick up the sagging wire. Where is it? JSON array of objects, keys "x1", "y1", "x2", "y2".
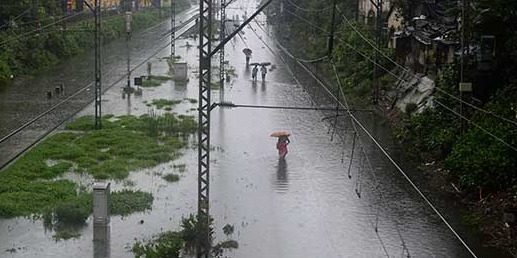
[
  {"x1": 347, "y1": 131, "x2": 357, "y2": 179},
  {"x1": 308, "y1": 46, "x2": 474, "y2": 258},
  {"x1": 252, "y1": 19, "x2": 394, "y2": 258},
  {"x1": 355, "y1": 148, "x2": 364, "y2": 198},
  {"x1": 396, "y1": 224, "x2": 411, "y2": 258},
  {"x1": 435, "y1": 99, "x2": 517, "y2": 152},
  {"x1": 334, "y1": 4, "x2": 517, "y2": 129},
  {"x1": 283, "y1": 0, "x2": 334, "y2": 12}
]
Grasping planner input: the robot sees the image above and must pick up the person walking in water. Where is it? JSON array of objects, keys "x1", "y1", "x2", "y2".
[
  {"x1": 252, "y1": 65, "x2": 258, "y2": 81},
  {"x1": 245, "y1": 54, "x2": 251, "y2": 66},
  {"x1": 260, "y1": 65, "x2": 267, "y2": 81},
  {"x1": 276, "y1": 135, "x2": 290, "y2": 158}
]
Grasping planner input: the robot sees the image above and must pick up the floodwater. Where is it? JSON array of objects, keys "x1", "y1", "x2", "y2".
[{"x1": 0, "y1": 0, "x2": 508, "y2": 257}]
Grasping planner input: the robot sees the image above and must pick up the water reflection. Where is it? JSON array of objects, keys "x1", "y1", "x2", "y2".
[
  {"x1": 122, "y1": 91, "x2": 132, "y2": 116},
  {"x1": 261, "y1": 80, "x2": 266, "y2": 92},
  {"x1": 93, "y1": 225, "x2": 110, "y2": 258},
  {"x1": 274, "y1": 157, "x2": 288, "y2": 192}
]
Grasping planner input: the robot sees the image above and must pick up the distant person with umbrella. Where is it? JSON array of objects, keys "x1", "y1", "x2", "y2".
[
  {"x1": 271, "y1": 131, "x2": 291, "y2": 158},
  {"x1": 243, "y1": 48, "x2": 252, "y2": 66},
  {"x1": 261, "y1": 65, "x2": 267, "y2": 81}
]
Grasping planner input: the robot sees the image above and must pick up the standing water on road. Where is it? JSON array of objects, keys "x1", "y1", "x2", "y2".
[{"x1": 0, "y1": 1, "x2": 504, "y2": 257}]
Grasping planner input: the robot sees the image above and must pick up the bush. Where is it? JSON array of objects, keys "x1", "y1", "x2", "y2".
[
  {"x1": 55, "y1": 202, "x2": 90, "y2": 225},
  {"x1": 445, "y1": 86, "x2": 517, "y2": 189},
  {"x1": 405, "y1": 102, "x2": 418, "y2": 114},
  {"x1": 162, "y1": 173, "x2": 180, "y2": 182},
  {"x1": 132, "y1": 231, "x2": 184, "y2": 258}
]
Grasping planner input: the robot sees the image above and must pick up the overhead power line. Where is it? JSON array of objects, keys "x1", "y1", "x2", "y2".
[
  {"x1": 249, "y1": 22, "x2": 391, "y2": 256},
  {"x1": 334, "y1": 5, "x2": 517, "y2": 128},
  {"x1": 283, "y1": 0, "x2": 333, "y2": 12},
  {"x1": 257, "y1": 14, "x2": 480, "y2": 257},
  {"x1": 435, "y1": 99, "x2": 517, "y2": 152},
  {"x1": 0, "y1": 12, "x2": 83, "y2": 47},
  {"x1": 284, "y1": 8, "x2": 517, "y2": 152}
]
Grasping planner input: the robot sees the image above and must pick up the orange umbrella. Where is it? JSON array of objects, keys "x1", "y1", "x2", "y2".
[{"x1": 270, "y1": 131, "x2": 291, "y2": 137}]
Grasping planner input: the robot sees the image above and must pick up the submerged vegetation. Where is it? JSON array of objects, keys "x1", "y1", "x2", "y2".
[
  {"x1": 0, "y1": 113, "x2": 196, "y2": 218},
  {"x1": 162, "y1": 173, "x2": 180, "y2": 182},
  {"x1": 132, "y1": 214, "x2": 238, "y2": 258},
  {"x1": 141, "y1": 75, "x2": 173, "y2": 87},
  {"x1": 151, "y1": 99, "x2": 182, "y2": 109}
]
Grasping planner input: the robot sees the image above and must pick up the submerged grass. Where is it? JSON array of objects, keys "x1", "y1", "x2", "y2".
[
  {"x1": 141, "y1": 75, "x2": 173, "y2": 87},
  {"x1": 0, "y1": 114, "x2": 196, "y2": 218},
  {"x1": 162, "y1": 173, "x2": 180, "y2": 182},
  {"x1": 111, "y1": 190, "x2": 154, "y2": 216},
  {"x1": 151, "y1": 99, "x2": 182, "y2": 109},
  {"x1": 52, "y1": 230, "x2": 81, "y2": 241}
]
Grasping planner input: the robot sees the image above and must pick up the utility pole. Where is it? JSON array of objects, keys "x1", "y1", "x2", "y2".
[
  {"x1": 220, "y1": 0, "x2": 226, "y2": 97},
  {"x1": 94, "y1": 0, "x2": 102, "y2": 129},
  {"x1": 459, "y1": 0, "x2": 466, "y2": 133},
  {"x1": 355, "y1": 0, "x2": 359, "y2": 21},
  {"x1": 125, "y1": 9, "x2": 132, "y2": 91},
  {"x1": 373, "y1": 0, "x2": 383, "y2": 105},
  {"x1": 196, "y1": 1, "x2": 274, "y2": 256},
  {"x1": 327, "y1": 0, "x2": 337, "y2": 58},
  {"x1": 171, "y1": 0, "x2": 175, "y2": 59},
  {"x1": 197, "y1": 0, "x2": 212, "y2": 253}
]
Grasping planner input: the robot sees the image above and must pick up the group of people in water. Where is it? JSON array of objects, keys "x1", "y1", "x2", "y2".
[
  {"x1": 251, "y1": 65, "x2": 267, "y2": 81},
  {"x1": 244, "y1": 48, "x2": 268, "y2": 82},
  {"x1": 245, "y1": 49, "x2": 289, "y2": 157}
]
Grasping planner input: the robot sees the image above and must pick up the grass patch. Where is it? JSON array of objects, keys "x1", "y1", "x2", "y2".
[
  {"x1": 52, "y1": 230, "x2": 81, "y2": 241},
  {"x1": 151, "y1": 99, "x2": 182, "y2": 109},
  {"x1": 173, "y1": 164, "x2": 187, "y2": 172},
  {"x1": 162, "y1": 173, "x2": 180, "y2": 182},
  {"x1": 0, "y1": 113, "x2": 196, "y2": 218},
  {"x1": 185, "y1": 98, "x2": 198, "y2": 104},
  {"x1": 141, "y1": 75, "x2": 173, "y2": 88},
  {"x1": 110, "y1": 190, "x2": 154, "y2": 216},
  {"x1": 132, "y1": 231, "x2": 184, "y2": 258}
]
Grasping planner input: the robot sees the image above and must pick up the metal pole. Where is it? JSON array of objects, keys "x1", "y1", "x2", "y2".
[
  {"x1": 171, "y1": 0, "x2": 175, "y2": 59},
  {"x1": 328, "y1": 0, "x2": 337, "y2": 57},
  {"x1": 460, "y1": 0, "x2": 465, "y2": 133},
  {"x1": 126, "y1": 11, "x2": 132, "y2": 90},
  {"x1": 373, "y1": 0, "x2": 382, "y2": 105},
  {"x1": 197, "y1": 0, "x2": 212, "y2": 252},
  {"x1": 94, "y1": 0, "x2": 102, "y2": 129},
  {"x1": 220, "y1": 0, "x2": 226, "y2": 96}
]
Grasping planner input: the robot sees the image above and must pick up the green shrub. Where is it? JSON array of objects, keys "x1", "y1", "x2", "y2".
[
  {"x1": 54, "y1": 202, "x2": 90, "y2": 225},
  {"x1": 110, "y1": 190, "x2": 153, "y2": 216},
  {"x1": 132, "y1": 231, "x2": 184, "y2": 258},
  {"x1": 405, "y1": 102, "x2": 418, "y2": 114},
  {"x1": 162, "y1": 173, "x2": 180, "y2": 182},
  {"x1": 445, "y1": 86, "x2": 517, "y2": 189}
]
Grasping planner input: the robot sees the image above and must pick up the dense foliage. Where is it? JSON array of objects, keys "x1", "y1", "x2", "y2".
[
  {"x1": 271, "y1": 0, "x2": 517, "y2": 191},
  {"x1": 0, "y1": 1, "x2": 191, "y2": 85},
  {"x1": 270, "y1": 0, "x2": 395, "y2": 105}
]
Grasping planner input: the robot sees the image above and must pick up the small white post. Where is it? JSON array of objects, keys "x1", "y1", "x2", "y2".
[{"x1": 93, "y1": 182, "x2": 110, "y2": 226}]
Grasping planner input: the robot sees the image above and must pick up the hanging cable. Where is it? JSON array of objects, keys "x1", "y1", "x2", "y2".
[
  {"x1": 260, "y1": 15, "x2": 479, "y2": 253},
  {"x1": 284, "y1": 8, "x2": 517, "y2": 153},
  {"x1": 0, "y1": 12, "x2": 83, "y2": 47},
  {"x1": 283, "y1": 0, "x2": 333, "y2": 12},
  {"x1": 434, "y1": 99, "x2": 517, "y2": 152},
  {"x1": 434, "y1": 87, "x2": 517, "y2": 127},
  {"x1": 334, "y1": 5, "x2": 517, "y2": 128}
]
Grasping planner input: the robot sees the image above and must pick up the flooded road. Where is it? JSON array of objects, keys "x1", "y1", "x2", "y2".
[{"x1": 0, "y1": 0, "x2": 504, "y2": 257}]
